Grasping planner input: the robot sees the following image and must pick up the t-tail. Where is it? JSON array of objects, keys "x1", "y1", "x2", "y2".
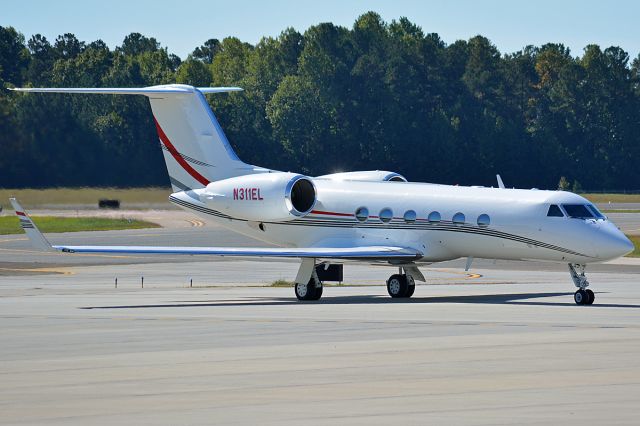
[{"x1": 10, "y1": 84, "x2": 268, "y2": 191}]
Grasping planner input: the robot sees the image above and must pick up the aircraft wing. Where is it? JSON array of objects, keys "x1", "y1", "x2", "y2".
[{"x1": 9, "y1": 198, "x2": 422, "y2": 261}]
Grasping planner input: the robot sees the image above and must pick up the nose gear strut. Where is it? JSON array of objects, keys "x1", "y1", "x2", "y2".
[{"x1": 568, "y1": 263, "x2": 594, "y2": 305}]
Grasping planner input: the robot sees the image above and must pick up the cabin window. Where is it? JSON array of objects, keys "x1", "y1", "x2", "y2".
[
  {"x1": 477, "y1": 214, "x2": 490, "y2": 227},
  {"x1": 547, "y1": 204, "x2": 564, "y2": 217},
  {"x1": 452, "y1": 212, "x2": 465, "y2": 224},
  {"x1": 355, "y1": 207, "x2": 369, "y2": 222},
  {"x1": 562, "y1": 204, "x2": 595, "y2": 219},
  {"x1": 428, "y1": 211, "x2": 441, "y2": 223},
  {"x1": 403, "y1": 210, "x2": 417, "y2": 223},
  {"x1": 379, "y1": 208, "x2": 393, "y2": 223}
]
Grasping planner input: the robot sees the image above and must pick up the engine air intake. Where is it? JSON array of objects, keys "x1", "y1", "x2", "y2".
[{"x1": 287, "y1": 176, "x2": 316, "y2": 215}]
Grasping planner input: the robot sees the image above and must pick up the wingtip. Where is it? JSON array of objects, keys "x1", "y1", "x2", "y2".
[{"x1": 9, "y1": 197, "x2": 24, "y2": 214}]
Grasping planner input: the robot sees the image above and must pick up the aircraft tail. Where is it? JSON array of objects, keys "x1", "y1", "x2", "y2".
[{"x1": 10, "y1": 85, "x2": 263, "y2": 191}]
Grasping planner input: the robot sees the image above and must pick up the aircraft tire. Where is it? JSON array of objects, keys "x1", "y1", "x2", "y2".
[
  {"x1": 585, "y1": 289, "x2": 595, "y2": 305},
  {"x1": 295, "y1": 279, "x2": 322, "y2": 301},
  {"x1": 387, "y1": 274, "x2": 408, "y2": 298},
  {"x1": 309, "y1": 282, "x2": 323, "y2": 300},
  {"x1": 574, "y1": 289, "x2": 588, "y2": 305},
  {"x1": 405, "y1": 275, "x2": 415, "y2": 298},
  {"x1": 406, "y1": 283, "x2": 415, "y2": 298}
]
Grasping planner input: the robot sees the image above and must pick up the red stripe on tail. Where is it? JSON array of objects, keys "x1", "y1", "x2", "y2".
[{"x1": 153, "y1": 117, "x2": 210, "y2": 186}]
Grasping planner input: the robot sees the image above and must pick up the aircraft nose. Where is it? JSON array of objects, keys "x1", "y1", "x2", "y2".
[{"x1": 597, "y1": 224, "x2": 634, "y2": 260}]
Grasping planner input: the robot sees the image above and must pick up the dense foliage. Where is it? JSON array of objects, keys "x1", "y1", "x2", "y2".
[{"x1": 1, "y1": 13, "x2": 640, "y2": 190}]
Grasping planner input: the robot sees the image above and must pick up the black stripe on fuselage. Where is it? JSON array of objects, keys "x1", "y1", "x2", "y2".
[
  {"x1": 168, "y1": 196, "x2": 591, "y2": 258},
  {"x1": 160, "y1": 143, "x2": 214, "y2": 167}
]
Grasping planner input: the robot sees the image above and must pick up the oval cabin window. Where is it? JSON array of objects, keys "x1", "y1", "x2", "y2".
[
  {"x1": 355, "y1": 207, "x2": 369, "y2": 222},
  {"x1": 452, "y1": 212, "x2": 465, "y2": 224},
  {"x1": 477, "y1": 214, "x2": 490, "y2": 227},
  {"x1": 404, "y1": 210, "x2": 417, "y2": 223},
  {"x1": 428, "y1": 211, "x2": 441, "y2": 223},
  {"x1": 379, "y1": 208, "x2": 393, "y2": 223}
]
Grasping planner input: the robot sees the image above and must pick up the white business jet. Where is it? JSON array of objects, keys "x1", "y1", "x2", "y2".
[{"x1": 9, "y1": 85, "x2": 633, "y2": 304}]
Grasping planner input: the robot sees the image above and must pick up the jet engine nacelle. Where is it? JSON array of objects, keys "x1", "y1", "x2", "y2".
[
  {"x1": 317, "y1": 170, "x2": 407, "y2": 182},
  {"x1": 198, "y1": 172, "x2": 317, "y2": 221}
]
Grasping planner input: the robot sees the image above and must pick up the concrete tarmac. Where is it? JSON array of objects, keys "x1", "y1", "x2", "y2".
[{"x1": 1, "y1": 215, "x2": 640, "y2": 425}]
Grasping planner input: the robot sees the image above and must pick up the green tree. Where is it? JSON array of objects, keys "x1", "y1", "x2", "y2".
[
  {"x1": 176, "y1": 57, "x2": 212, "y2": 86},
  {"x1": 2, "y1": 17, "x2": 640, "y2": 191},
  {"x1": 118, "y1": 33, "x2": 159, "y2": 56},
  {"x1": 0, "y1": 26, "x2": 29, "y2": 85},
  {"x1": 267, "y1": 75, "x2": 335, "y2": 172},
  {"x1": 192, "y1": 38, "x2": 221, "y2": 63},
  {"x1": 53, "y1": 33, "x2": 85, "y2": 59}
]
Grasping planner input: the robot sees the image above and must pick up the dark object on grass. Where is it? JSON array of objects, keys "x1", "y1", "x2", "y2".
[{"x1": 98, "y1": 199, "x2": 120, "y2": 209}]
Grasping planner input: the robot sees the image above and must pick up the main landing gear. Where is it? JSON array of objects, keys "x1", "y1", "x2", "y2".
[
  {"x1": 568, "y1": 263, "x2": 594, "y2": 305},
  {"x1": 294, "y1": 277, "x2": 323, "y2": 301},
  {"x1": 386, "y1": 273, "x2": 416, "y2": 298}
]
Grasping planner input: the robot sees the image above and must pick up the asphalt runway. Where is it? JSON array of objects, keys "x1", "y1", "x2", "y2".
[{"x1": 1, "y1": 212, "x2": 640, "y2": 424}]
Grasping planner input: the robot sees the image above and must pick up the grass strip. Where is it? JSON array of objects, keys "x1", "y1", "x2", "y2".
[
  {"x1": 601, "y1": 210, "x2": 640, "y2": 214},
  {"x1": 582, "y1": 193, "x2": 640, "y2": 203},
  {"x1": 0, "y1": 216, "x2": 160, "y2": 235},
  {"x1": 626, "y1": 235, "x2": 640, "y2": 258}
]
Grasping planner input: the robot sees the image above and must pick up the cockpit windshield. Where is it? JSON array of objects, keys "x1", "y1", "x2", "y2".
[
  {"x1": 562, "y1": 204, "x2": 605, "y2": 219},
  {"x1": 586, "y1": 204, "x2": 606, "y2": 219}
]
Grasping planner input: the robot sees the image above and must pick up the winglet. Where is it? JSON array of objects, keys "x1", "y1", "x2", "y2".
[
  {"x1": 496, "y1": 174, "x2": 505, "y2": 189},
  {"x1": 9, "y1": 198, "x2": 54, "y2": 251}
]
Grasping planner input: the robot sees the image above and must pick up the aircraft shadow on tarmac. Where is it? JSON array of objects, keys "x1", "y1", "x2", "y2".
[{"x1": 81, "y1": 291, "x2": 640, "y2": 309}]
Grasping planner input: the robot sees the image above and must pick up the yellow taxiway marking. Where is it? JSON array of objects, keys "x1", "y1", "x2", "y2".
[
  {"x1": 0, "y1": 267, "x2": 74, "y2": 275},
  {"x1": 187, "y1": 219, "x2": 205, "y2": 227},
  {"x1": 429, "y1": 268, "x2": 483, "y2": 279}
]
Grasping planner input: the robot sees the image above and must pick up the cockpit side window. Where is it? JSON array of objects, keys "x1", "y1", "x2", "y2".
[
  {"x1": 547, "y1": 204, "x2": 564, "y2": 217},
  {"x1": 586, "y1": 204, "x2": 605, "y2": 219},
  {"x1": 562, "y1": 204, "x2": 595, "y2": 219}
]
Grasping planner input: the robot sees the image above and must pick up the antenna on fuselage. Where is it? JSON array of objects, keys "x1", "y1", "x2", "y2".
[{"x1": 496, "y1": 174, "x2": 505, "y2": 189}]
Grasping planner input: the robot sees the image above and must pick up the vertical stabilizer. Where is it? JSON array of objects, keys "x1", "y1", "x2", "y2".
[
  {"x1": 147, "y1": 85, "x2": 257, "y2": 191},
  {"x1": 10, "y1": 85, "x2": 266, "y2": 191}
]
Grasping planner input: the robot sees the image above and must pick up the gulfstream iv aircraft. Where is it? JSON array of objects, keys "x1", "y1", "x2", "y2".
[{"x1": 9, "y1": 85, "x2": 634, "y2": 304}]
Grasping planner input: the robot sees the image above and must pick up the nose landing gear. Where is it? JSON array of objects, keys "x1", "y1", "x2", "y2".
[{"x1": 568, "y1": 263, "x2": 595, "y2": 305}]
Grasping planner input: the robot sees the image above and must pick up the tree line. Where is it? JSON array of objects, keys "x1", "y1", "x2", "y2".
[{"x1": 1, "y1": 12, "x2": 640, "y2": 190}]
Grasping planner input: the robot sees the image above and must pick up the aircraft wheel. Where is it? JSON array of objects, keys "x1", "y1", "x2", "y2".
[
  {"x1": 405, "y1": 275, "x2": 415, "y2": 298},
  {"x1": 585, "y1": 289, "x2": 595, "y2": 305},
  {"x1": 295, "y1": 279, "x2": 322, "y2": 301},
  {"x1": 295, "y1": 282, "x2": 312, "y2": 300},
  {"x1": 387, "y1": 274, "x2": 408, "y2": 298},
  {"x1": 309, "y1": 281, "x2": 323, "y2": 301},
  {"x1": 574, "y1": 289, "x2": 588, "y2": 305}
]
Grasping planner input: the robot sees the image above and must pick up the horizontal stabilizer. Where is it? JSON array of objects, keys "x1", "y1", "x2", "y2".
[{"x1": 9, "y1": 85, "x2": 243, "y2": 96}]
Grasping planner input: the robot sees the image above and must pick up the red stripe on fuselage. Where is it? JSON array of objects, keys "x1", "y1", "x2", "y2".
[
  {"x1": 153, "y1": 117, "x2": 210, "y2": 186},
  {"x1": 16, "y1": 211, "x2": 26, "y2": 216},
  {"x1": 311, "y1": 210, "x2": 354, "y2": 217}
]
